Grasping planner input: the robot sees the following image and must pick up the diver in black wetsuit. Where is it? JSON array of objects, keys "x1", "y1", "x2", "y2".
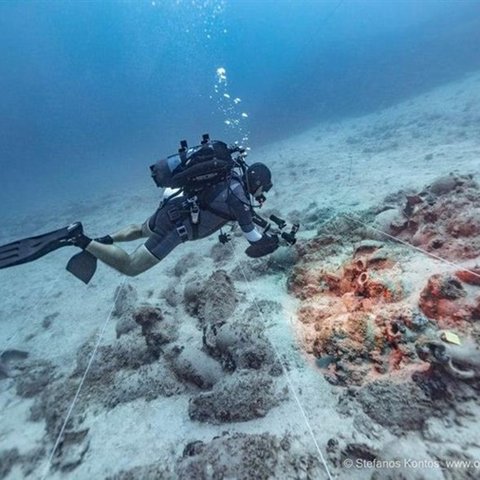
[
  {"x1": 0, "y1": 163, "x2": 280, "y2": 280},
  {"x1": 74, "y1": 163, "x2": 279, "y2": 276}
]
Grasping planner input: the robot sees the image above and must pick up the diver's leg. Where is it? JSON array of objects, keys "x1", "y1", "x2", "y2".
[
  {"x1": 95, "y1": 220, "x2": 152, "y2": 246},
  {"x1": 85, "y1": 242, "x2": 160, "y2": 276},
  {"x1": 83, "y1": 206, "x2": 183, "y2": 276},
  {"x1": 141, "y1": 220, "x2": 154, "y2": 238},
  {"x1": 104, "y1": 213, "x2": 157, "y2": 243},
  {"x1": 110, "y1": 224, "x2": 145, "y2": 242}
]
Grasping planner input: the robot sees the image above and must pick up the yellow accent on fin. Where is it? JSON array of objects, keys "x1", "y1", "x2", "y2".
[{"x1": 441, "y1": 331, "x2": 461, "y2": 346}]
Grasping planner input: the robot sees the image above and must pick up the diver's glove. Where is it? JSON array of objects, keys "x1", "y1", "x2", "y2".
[
  {"x1": 245, "y1": 233, "x2": 279, "y2": 258},
  {"x1": 94, "y1": 235, "x2": 114, "y2": 245}
]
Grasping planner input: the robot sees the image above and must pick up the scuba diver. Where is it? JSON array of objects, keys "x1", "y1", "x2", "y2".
[{"x1": 0, "y1": 135, "x2": 297, "y2": 284}]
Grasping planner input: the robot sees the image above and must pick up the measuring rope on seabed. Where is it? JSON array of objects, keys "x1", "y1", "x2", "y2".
[
  {"x1": 40, "y1": 277, "x2": 127, "y2": 479},
  {"x1": 342, "y1": 213, "x2": 480, "y2": 281},
  {"x1": 227, "y1": 239, "x2": 334, "y2": 480},
  {"x1": 216, "y1": 66, "x2": 333, "y2": 475},
  {"x1": 335, "y1": 114, "x2": 480, "y2": 280}
]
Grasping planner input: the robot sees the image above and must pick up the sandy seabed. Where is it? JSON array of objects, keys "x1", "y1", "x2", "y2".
[{"x1": 1, "y1": 71, "x2": 480, "y2": 480}]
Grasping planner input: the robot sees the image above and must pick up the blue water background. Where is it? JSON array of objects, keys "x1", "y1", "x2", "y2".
[{"x1": 0, "y1": 0, "x2": 479, "y2": 218}]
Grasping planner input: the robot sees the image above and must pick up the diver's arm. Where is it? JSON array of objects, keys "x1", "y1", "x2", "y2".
[
  {"x1": 243, "y1": 226, "x2": 263, "y2": 242},
  {"x1": 228, "y1": 186, "x2": 278, "y2": 256},
  {"x1": 231, "y1": 203, "x2": 264, "y2": 243},
  {"x1": 228, "y1": 182, "x2": 264, "y2": 242}
]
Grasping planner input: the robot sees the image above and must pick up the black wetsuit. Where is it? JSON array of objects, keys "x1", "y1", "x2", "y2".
[{"x1": 144, "y1": 176, "x2": 256, "y2": 260}]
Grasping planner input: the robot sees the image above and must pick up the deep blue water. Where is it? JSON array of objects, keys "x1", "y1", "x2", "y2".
[{"x1": 1, "y1": 0, "x2": 479, "y2": 217}]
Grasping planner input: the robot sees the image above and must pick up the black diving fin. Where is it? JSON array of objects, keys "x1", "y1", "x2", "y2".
[
  {"x1": 0, "y1": 223, "x2": 83, "y2": 270},
  {"x1": 66, "y1": 251, "x2": 97, "y2": 284}
]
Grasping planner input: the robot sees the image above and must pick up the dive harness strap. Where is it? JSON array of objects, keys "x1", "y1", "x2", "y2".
[
  {"x1": 166, "y1": 196, "x2": 201, "y2": 242},
  {"x1": 187, "y1": 197, "x2": 200, "y2": 240},
  {"x1": 167, "y1": 206, "x2": 189, "y2": 242},
  {"x1": 164, "y1": 179, "x2": 251, "y2": 241}
]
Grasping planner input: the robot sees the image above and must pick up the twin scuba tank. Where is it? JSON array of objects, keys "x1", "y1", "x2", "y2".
[{"x1": 150, "y1": 133, "x2": 238, "y2": 193}]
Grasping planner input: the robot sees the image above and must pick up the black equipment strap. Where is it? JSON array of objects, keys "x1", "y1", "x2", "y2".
[
  {"x1": 191, "y1": 222, "x2": 199, "y2": 240},
  {"x1": 167, "y1": 205, "x2": 189, "y2": 242}
]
